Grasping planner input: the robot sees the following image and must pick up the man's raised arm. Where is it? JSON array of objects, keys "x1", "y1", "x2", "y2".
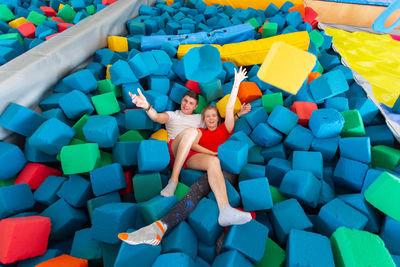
[{"x1": 130, "y1": 89, "x2": 170, "y2": 124}]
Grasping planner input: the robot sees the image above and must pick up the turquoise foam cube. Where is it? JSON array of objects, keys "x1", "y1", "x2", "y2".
[
  {"x1": 63, "y1": 69, "x2": 98, "y2": 93},
  {"x1": 265, "y1": 3, "x2": 279, "y2": 17},
  {"x1": 284, "y1": 124, "x2": 313, "y2": 151},
  {"x1": 365, "y1": 125, "x2": 394, "y2": 146},
  {"x1": 125, "y1": 109, "x2": 154, "y2": 130},
  {"x1": 127, "y1": 21, "x2": 146, "y2": 35},
  {"x1": 0, "y1": 142, "x2": 26, "y2": 180},
  {"x1": 218, "y1": 140, "x2": 248, "y2": 174},
  {"x1": 87, "y1": 192, "x2": 121, "y2": 221},
  {"x1": 270, "y1": 198, "x2": 313, "y2": 244},
  {"x1": 91, "y1": 202, "x2": 137, "y2": 244},
  {"x1": 349, "y1": 97, "x2": 379, "y2": 125},
  {"x1": 292, "y1": 151, "x2": 323, "y2": 179},
  {"x1": 90, "y1": 163, "x2": 126, "y2": 196},
  {"x1": 42, "y1": 108, "x2": 71, "y2": 126},
  {"x1": 208, "y1": 179, "x2": 240, "y2": 207},
  {"x1": 229, "y1": 131, "x2": 255, "y2": 150},
  {"x1": 222, "y1": 61, "x2": 237, "y2": 81},
  {"x1": 199, "y1": 78, "x2": 222, "y2": 102},
  {"x1": 83, "y1": 115, "x2": 119, "y2": 148},
  {"x1": 34, "y1": 176, "x2": 66, "y2": 206},
  {"x1": 109, "y1": 59, "x2": 138, "y2": 85},
  {"x1": 180, "y1": 168, "x2": 204, "y2": 187},
  {"x1": 160, "y1": 41, "x2": 177, "y2": 58},
  {"x1": 153, "y1": 252, "x2": 195, "y2": 266},
  {"x1": 265, "y1": 157, "x2": 291, "y2": 186},
  {"x1": 239, "y1": 163, "x2": 266, "y2": 181},
  {"x1": 140, "y1": 195, "x2": 178, "y2": 225},
  {"x1": 0, "y1": 184, "x2": 35, "y2": 219},
  {"x1": 86, "y1": 62, "x2": 105, "y2": 80},
  {"x1": 188, "y1": 198, "x2": 223, "y2": 245},
  {"x1": 319, "y1": 51, "x2": 341, "y2": 71},
  {"x1": 132, "y1": 172, "x2": 162, "y2": 203},
  {"x1": 57, "y1": 174, "x2": 92, "y2": 208},
  {"x1": 151, "y1": 49, "x2": 173, "y2": 75},
  {"x1": 286, "y1": 11, "x2": 302, "y2": 27},
  {"x1": 222, "y1": 219, "x2": 269, "y2": 263},
  {"x1": 212, "y1": 250, "x2": 253, "y2": 267},
  {"x1": 112, "y1": 141, "x2": 140, "y2": 167},
  {"x1": 70, "y1": 228, "x2": 102, "y2": 262},
  {"x1": 233, "y1": 118, "x2": 252, "y2": 135},
  {"x1": 0, "y1": 103, "x2": 46, "y2": 136},
  {"x1": 248, "y1": 146, "x2": 265, "y2": 164},
  {"x1": 334, "y1": 156, "x2": 368, "y2": 191},
  {"x1": 197, "y1": 242, "x2": 215, "y2": 265},
  {"x1": 143, "y1": 90, "x2": 169, "y2": 113},
  {"x1": 239, "y1": 177, "x2": 273, "y2": 211},
  {"x1": 339, "y1": 137, "x2": 371, "y2": 163},
  {"x1": 24, "y1": 137, "x2": 58, "y2": 163},
  {"x1": 380, "y1": 216, "x2": 400, "y2": 254},
  {"x1": 280, "y1": 170, "x2": 321, "y2": 208},
  {"x1": 267, "y1": 105, "x2": 298, "y2": 135},
  {"x1": 287, "y1": 229, "x2": 335, "y2": 267},
  {"x1": 250, "y1": 123, "x2": 282, "y2": 147},
  {"x1": 148, "y1": 75, "x2": 170, "y2": 95},
  {"x1": 41, "y1": 198, "x2": 88, "y2": 240},
  {"x1": 244, "y1": 106, "x2": 268, "y2": 130},
  {"x1": 268, "y1": 15, "x2": 285, "y2": 31},
  {"x1": 169, "y1": 82, "x2": 190, "y2": 104},
  {"x1": 309, "y1": 108, "x2": 344, "y2": 138},
  {"x1": 162, "y1": 221, "x2": 198, "y2": 259},
  {"x1": 316, "y1": 198, "x2": 368, "y2": 236},
  {"x1": 129, "y1": 51, "x2": 158, "y2": 79},
  {"x1": 311, "y1": 136, "x2": 339, "y2": 162},
  {"x1": 114, "y1": 242, "x2": 161, "y2": 267},
  {"x1": 137, "y1": 140, "x2": 169, "y2": 172},
  {"x1": 30, "y1": 118, "x2": 75, "y2": 155},
  {"x1": 59, "y1": 90, "x2": 94, "y2": 120},
  {"x1": 261, "y1": 143, "x2": 286, "y2": 161},
  {"x1": 280, "y1": 1, "x2": 294, "y2": 12},
  {"x1": 361, "y1": 169, "x2": 383, "y2": 193},
  {"x1": 324, "y1": 96, "x2": 349, "y2": 112},
  {"x1": 39, "y1": 93, "x2": 66, "y2": 110}
]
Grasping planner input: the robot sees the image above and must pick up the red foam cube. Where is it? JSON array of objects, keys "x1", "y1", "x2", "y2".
[
  {"x1": 17, "y1": 22, "x2": 36, "y2": 38},
  {"x1": 40, "y1": 6, "x2": 57, "y2": 17},
  {"x1": 185, "y1": 80, "x2": 200, "y2": 94},
  {"x1": 0, "y1": 216, "x2": 51, "y2": 264},
  {"x1": 102, "y1": 0, "x2": 117, "y2": 4},
  {"x1": 15, "y1": 163, "x2": 62, "y2": 190},
  {"x1": 119, "y1": 169, "x2": 134, "y2": 195},
  {"x1": 290, "y1": 101, "x2": 318, "y2": 127},
  {"x1": 36, "y1": 254, "x2": 88, "y2": 267},
  {"x1": 304, "y1": 7, "x2": 318, "y2": 24},
  {"x1": 52, "y1": 17, "x2": 65, "y2": 23},
  {"x1": 57, "y1": 22, "x2": 74, "y2": 32}
]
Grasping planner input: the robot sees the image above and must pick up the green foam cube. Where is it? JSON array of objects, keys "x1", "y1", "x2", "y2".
[
  {"x1": 174, "y1": 182, "x2": 190, "y2": 201},
  {"x1": 0, "y1": 4, "x2": 15, "y2": 21},
  {"x1": 27, "y1": 11, "x2": 46, "y2": 26},
  {"x1": 91, "y1": 92, "x2": 120, "y2": 115},
  {"x1": 86, "y1": 5, "x2": 96, "y2": 15},
  {"x1": 133, "y1": 173, "x2": 162, "y2": 203},
  {"x1": 316, "y1": 61, "x2": 324, "y2": 74},
  {"x1": 118, "y1": 130, "x2": 144, "y2": 142},
  {"x1": 96, "y1": 150, "x2": 113, "y2": 168},
  {"x1": 72, "y1": 114, "x2": 90, "y2": 141},
  {"x1": 262, "y1": 22, "x2": 278, "y2": 38},
  {"x1": 371, "y1": 145, "x2": 400, "y2": 170},
  {"x1": 98, "y1": 79, "x2": 121, "y2": 97},
  {"x1": 245, "y1": 17, "x2": 260, "y2": 29},
  {"x1": 60, "y1": 143, "x2": 100, "y2": 175},
  {"x1": 364, "y1": 172, "x2": 400, "y2": 222},
  {"x1": 57, "y1": 4, "x2": 77, "y2": 23},
  {"x1": 0, "y1": 177, "x2": 16, "y2": 188},
  {"x1": 340, "y1": 110, "x2": 365, "y2": 137},
  {"x1": 262, "y1": 92, "x2": 283, "y2": 113},
  {"x1": 194, "y1": 94, "x2": 207, "y2": 114},
  {"x1": 330, "y1": 227, "x2": 395, "y2": 267},
  {"x1": 255, "y1": 238, "x2": 286, "y2": 267},
  {"x1": 0, "y1": 33, "x2": 24, "y2": 46},
  {"x1": 309, "y1": 30, "x2": 324, "y2": 48},
  {"x1": 270, "y1": 185, "x2": 287, "y2": 204}
]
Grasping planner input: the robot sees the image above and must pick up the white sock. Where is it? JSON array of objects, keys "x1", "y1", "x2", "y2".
[
  {"x1": 218, "y1": 205, "x2": 252, "y2": 227},
  {"x1": 118, "y1": 221, "x2": 167, "y2": 246},
  {"x1": 160, "y1": 180, "x2": 177, "y2": 197}
]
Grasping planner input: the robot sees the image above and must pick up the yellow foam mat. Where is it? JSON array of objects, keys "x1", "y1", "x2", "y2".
[
  {"x1": 177, "y1": 31, "x2": 310, "y2": 67},
  {"x1": 325, "y1": 27, "x2": 400, "y2": 107}
]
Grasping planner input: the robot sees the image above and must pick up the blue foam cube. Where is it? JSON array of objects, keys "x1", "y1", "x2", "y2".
[
  {"x1": 90, "y1": 163, "x2": 126, "y2": 196},
  {"x1": 0, "y1": 142, "x2": 26, "y2": 180},
  {"x1": 319, "y1": 51, "x2": 341, "y2": 71},
  {"x1": 218, "y1": 140, "x2": 248, "y2": 174},
  {"x1": 160, "y1": 41, "x2": 177, "y2": 58},
  {"x1": 125, "y1": 109, "x2": 154, "y2": 130},
  {"x1": 212, "y1": 250, "x2": 253, "y2": 267},
  {"x1": 70, "y1": 228, "x2": 102, "y2": 262},
  {"x1": 287, "y1": 229, "x2": 335, "y2": 267},
  {"x1": 24, "y1": 137, "x2": 58, "y2": 163},
  {"x1": 339, "y1": 137, "x2": 371, "y2": 163},
  {"x1": 153, "y1": 252, "x2": 195, "y2": 266},
  {"x1": 324, "y1": 96, "x2": 349, "y2": 112},
  {"x1": 248, "y1": 146, "x2": 265, "y2": 164},
  {"x1": 137, "y1": 140, "x2": 169, "y2": 172},
  {"x1": 92, "y1": 202, "x2": 137, "y2": 244},
  {"x1": 148, "y1": 75, "x2": 170, "y2": 95},
  {"x1": 208, "y1": 179, "x2": 240, "y2": 207},
  {"x1": 188, "y1": 198, "x2": 223, "y2": 245},
  {"x1": 286, "y1": 11, "x2": 302, "y2": 27},
  {"x1": 238, "y1": 163, "x2": 266, "y2": 181},
  {"x1": 57, "y1": 174, "x2": 92, "y2": 208},
  {"x1": 112, "y1": 141, "x2": 140, "y2": 167},
  {"x1": 239, "y1": 178, "x2": 273, "y2": 211},
  {"x1": 292, "y1": 151, "x2": 323, "y2": 179},
  {"x1": 222, "y1": 219, "x2": 269, "y2": 263},
  {"x1": 140, "y1": 195, "x2": 178, "y2": 225},
  {"x1": 59, "y1": 90, "x2": 94, "y2": 120},
  {"x1": 261, "y1": 143, "x2": 287, "y2": 161},
  {"x1": 309, "y1": 108, "x2": 345, "y2": 138},
  {"x1": 380, "y1": 216, "x2": 400, "y2": 255},
  {"x1": 349, "y1": 97, "x2": 379, "y2": 125},
  {"x1": 250, "y1": 123, "x2": 282, "y2": 147},
  {"x1": 197, "y1": 242, "x2": 215, "y2": 265},
  {"x1": 0, "y1": 103, "x2": 46, "y2": 136},
  {"x1": 87, "y1": 192, "x2": 121, "y2": 221},
  {"x1": 267, "y1": 105, "x2": 298, "y2": 135},
  {"x1": 34, "y1": 176, "x2": 66, "y2": 206},
  {"x1": 29, "y1": 118, "x2": 75, "y2": 155},
  {"x1": 265, "y1": 157, "x2": 291, "y2": 186},
  {"x1": 365, "y1": 125, "x2": 394, "y2": 146},
  {"x1": 42, "y1": 108, "x2": 71, "y2": 126},
  {"x1": 0, "y1": 184, "x2": 35, "y2": 219},
  {"x1": 62, "y1": 69, "x2": 98, "y2": 93},
  {"x1": 39, "y1": 93, "x2": 66, "y2": 110},
  {"x1": 280, "y1": 170, "x2": 321, "y2": 208},
  {"x1": 316, "y1": 198, "x2": 368, "y2": 236},
  {"x1": 244, "y1": 106, "x2": 268, "y2": 130},
  {"x1": 151, "y1": 49, "x2": 173, "y2": 75},
  {"x1": 41, "y1": 198, "x2": 88, "y2": 240},
  {"x1": 229, "y1": 131, "x2": 255, "y2": 151},
  {"x1": 265, "y1": 3, "x2": 279, "y2": 17},
  {"x1": 270, "y1": 198, "x2": 313, "y2": 244},
  {"x1": 199, "y1": 78, "x2": 223, "y2": 102},
  {"x1": 114, "y1": 242, "x2": 161, "y2": 267},
  {"x1": 233, "y1": 117, "x2": 252, "y2": 135},
  {"x1": 361, "y1": 169, "x2": 383, "y2": 193},
  {"x1": 82, "y1": 115, "x2": 119, "y2": 148},
  {"x1": 222, "y1": 61, "x2": 237, "y2": 81},
  {"x1": 284, "y1": 125, "x2": 313, "y2": 151},
  {"x1": 162, "y1": 221, "x2": 198, "y2": 259},
  {"x1": 143, "y1": 90, "x2": 169, "y2": 113},
  {"x1": 311, "y1": 136, "x2": 339, "y2": 162},
  {"x1": 280, "y1": 1, "x2": 294, "y2": 12},
  {"x1": 129, "y1": 51, "x2": 158, "y2": 78},
  {"x1": 109, "y1": 59, "x2": 138, "y2": 85},
  {"x1": 169, "y1": 82, "x2": 190, "y2": 104},
  {"x1": 333, "y1": 157, "x2": 368, "y2": 191}
]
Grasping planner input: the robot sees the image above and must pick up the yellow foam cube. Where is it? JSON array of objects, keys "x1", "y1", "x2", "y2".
[
  {"x1": 151, "y1": 129, "x2": 168, "y2": 142},
  {"x1": 9, "y1": 17, "x2": 27, "y2": 28},
  {"x1": 257, "y1": 41, "x2": 316, "y2": 95},
  {"x1": 106, "y1": 65, "x2": 112, "y2": 79},
  {"x1": 216, "y1": 94, "x2": 241, "y2": 118},
  {"x1": 58, "y1": 3, "x2": 64, "y2": 11},
  {"x1": 107, "y1": 36, "x2": 128, "y2": 52}
]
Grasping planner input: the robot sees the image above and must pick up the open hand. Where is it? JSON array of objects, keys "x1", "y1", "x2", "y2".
[
  {"x1": 234, "y1": 66, "x2": 248, "y2": 84},
  {"x1": 238, "y1": 103, "x2": 251, "y2": 116},
  {"x1": 129, "y1": 88, "x2": 150, "y2": 109}
]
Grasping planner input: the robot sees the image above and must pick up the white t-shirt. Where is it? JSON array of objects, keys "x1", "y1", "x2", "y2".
[{"x1": 165, "y1": 110, "x2": 204, "y2": 141}]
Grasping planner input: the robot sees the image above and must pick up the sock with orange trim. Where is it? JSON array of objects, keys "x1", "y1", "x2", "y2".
[{"x1": 118, "y1": 220, "x2": 167, "y2": 246}]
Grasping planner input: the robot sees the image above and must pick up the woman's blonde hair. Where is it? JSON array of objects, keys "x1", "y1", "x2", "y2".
[{"x1": 201, "y1": 105, "x2": 221, "y2": 129}]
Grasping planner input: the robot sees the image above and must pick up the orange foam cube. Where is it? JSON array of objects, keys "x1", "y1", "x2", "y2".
[
  {"x1": 289, "y1": 4, "x2": 305, "y2": 19},
  {"x1": 307, "y1": 72, "x2": 322, "y2": 84},
  {"x1": 36, "y1": 254, "x2": 88, "y2": 267},
  {"x1": 237, "y1": 81, "x2": 262, "y2": 103}
]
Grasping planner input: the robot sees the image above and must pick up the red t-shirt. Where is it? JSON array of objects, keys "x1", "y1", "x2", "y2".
[{"x1": 199, "y1": 122, "x2": 232, "y2": 152}]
